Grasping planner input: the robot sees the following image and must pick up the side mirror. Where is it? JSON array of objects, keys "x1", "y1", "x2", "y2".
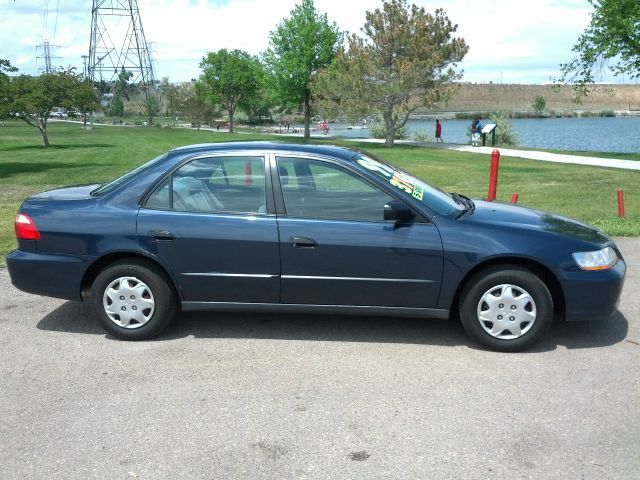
[{"x1": 384, "y1": 200, "x2": 415, "y2": 222}]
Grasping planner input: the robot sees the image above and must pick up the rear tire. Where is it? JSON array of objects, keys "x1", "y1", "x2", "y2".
[
  {"x1": 90, "y1": 259, "x2": 176, "y2": 340},
  {"x1": 459, "y1": 266, "x2": 553, "y2": 352}
]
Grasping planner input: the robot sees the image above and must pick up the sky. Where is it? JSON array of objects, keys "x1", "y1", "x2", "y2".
[{"x1": 0, "y1": 0, "x2": 632, "y2": 85}]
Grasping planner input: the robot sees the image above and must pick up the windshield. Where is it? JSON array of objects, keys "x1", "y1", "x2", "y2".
[
  {"x1": 355, "y1": 155, "x2": 463, "y2": 217},
  {"x1": 91, "y1": 153, "x2": 168, "y2": 196}
]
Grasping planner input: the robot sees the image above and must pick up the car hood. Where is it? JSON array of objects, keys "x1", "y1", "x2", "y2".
[
  {"x1": 464, "y1": 199, "x2": 609, "y2": 244},
  {"x1": 28, "y1": 184, "x2": 101, "y2": 200}
]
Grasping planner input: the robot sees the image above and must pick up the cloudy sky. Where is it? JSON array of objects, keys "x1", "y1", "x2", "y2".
[{"x1": 0, "y1": 0, "x2": 629, "y2": 85}]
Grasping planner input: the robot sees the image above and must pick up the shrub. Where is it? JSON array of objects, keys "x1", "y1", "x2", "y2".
[
  {"x1": 368, "y1": 121, "x2": 408, "y2": 140},
  {"x1": 412, "y1": 130, "x2": 434, "y2": 142},
  {"x1": 488, "y1": 111, "x2": 519, "y2": 147}
]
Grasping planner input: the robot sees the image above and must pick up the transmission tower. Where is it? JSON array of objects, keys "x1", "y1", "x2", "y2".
[
  {"x1": 87, "y1": 0, "x2": 157, "y2": 119},
  {"x1": 37, "y1": 40, "x2": 61, "y2": 74}
]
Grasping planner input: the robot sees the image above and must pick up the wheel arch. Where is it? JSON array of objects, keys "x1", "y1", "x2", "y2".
[
  {"x1": 449, "y1": 256, "x2": 565, "y2": 320},
  {"x1": 81, "y1": 252, "x2": 181, "y2": 302}
]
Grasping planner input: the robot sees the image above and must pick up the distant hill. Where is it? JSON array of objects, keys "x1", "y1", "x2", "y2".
[{"x1": 437, "y1": 83, "x2": 640, "y2": 114}]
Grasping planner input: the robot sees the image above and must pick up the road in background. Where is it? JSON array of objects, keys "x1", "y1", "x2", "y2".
[{"x1": 1, "y1": 238, "x2": 638, "y2": 479}]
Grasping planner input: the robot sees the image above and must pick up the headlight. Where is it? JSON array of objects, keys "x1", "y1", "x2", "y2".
[{"x1": 572, "y1": 246, "x2": 618, "y2": 270}]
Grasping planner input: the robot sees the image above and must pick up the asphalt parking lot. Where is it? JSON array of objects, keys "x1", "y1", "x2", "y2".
[{"x1": 1, "y1": 238, "x2": 638, "y2": 480}]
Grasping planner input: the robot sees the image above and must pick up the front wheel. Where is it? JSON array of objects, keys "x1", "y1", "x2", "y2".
[
  {"x1": 459, "y1": 266, "x2": 553, "y2": 352},
  {"x1": 90, "y1": 260, "x2": 176, "y2": 340}
]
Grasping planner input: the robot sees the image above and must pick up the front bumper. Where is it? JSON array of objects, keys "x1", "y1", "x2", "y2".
[
  {"x1": 560, "y1": 257, "x2": 626, "y2": 321},
  {"x1": 7, "y1": 250, "x2": 91, "y2": 301}
]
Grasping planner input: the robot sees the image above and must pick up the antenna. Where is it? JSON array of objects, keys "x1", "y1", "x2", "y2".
[{"x1": 87, "y1": 0, "x2": 157, "y2": 120}]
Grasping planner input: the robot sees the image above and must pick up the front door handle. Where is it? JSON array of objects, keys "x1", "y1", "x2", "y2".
[
  {"x1": 290, "y1": 236, "x2": 317, "y2": 248},
  {"x1": 149, "y1": 230, "x2": 174, "y2": 241}
]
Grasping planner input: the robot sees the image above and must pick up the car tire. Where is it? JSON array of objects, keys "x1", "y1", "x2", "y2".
[
  {"x1": 90, "y1": 259, "x2": 176, "y2": 340},
  {"x1": 459, "y1": 266, "x2": 553, "y2": 352}
]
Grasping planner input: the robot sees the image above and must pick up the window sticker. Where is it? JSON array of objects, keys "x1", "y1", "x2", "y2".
[
  {"x1": 358, "y1": 157, "x2": 424, "y2": 201},
  {"x1": 357, "y1": 157, "x2": 395, "y2": 178}
]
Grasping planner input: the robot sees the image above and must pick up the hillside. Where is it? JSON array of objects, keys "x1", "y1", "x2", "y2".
[{"x1": 439, "y1": 83, "x2": 640, "y2": 113}]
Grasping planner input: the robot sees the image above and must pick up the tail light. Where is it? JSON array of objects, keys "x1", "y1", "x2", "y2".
[{"x1": 15, "y1": 213, "x2": 41, "y2": 240}]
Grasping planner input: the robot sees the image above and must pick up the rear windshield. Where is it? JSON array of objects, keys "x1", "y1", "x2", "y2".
[{"x1": 91, "y1": 154, "x2": 168, "y2": 196}]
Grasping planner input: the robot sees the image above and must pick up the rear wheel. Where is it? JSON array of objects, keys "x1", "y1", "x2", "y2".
[
  {"x1": 459, "y1": 266, "x2": 553, "y2": 352},
  {"x1": 90, "y1": 260, "x2": 176, "y2": 340}
]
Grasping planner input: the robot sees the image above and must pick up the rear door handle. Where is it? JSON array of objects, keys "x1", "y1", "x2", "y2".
[
  {"x1": 290, "y1": 236, "x2": 317, "y2": 248},
  {"x1": 149, "y1": 230, "x2": 174, "y2": 241}
]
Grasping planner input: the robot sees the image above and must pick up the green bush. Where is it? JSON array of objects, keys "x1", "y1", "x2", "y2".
[
  {"x1": 368, "y1": 121, "x2": 408, "y2": 140},
  {"x1": 412, "y1": 130, "x2": 434, "y2": 142},
  {"x1": 488, "y1": 111, "x2": 519, "y2": 147}
]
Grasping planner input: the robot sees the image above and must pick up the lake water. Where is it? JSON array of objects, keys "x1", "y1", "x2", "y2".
[{"x1": 327, "y1": 116, "x2": 640, "y2": 154}]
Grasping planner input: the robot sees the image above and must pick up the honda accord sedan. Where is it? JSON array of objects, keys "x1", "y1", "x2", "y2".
[{"x1": 7, "y1": 142, "x2": 626, "y2": 351}]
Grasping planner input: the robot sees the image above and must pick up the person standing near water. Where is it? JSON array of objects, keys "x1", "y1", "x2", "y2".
[
  {"x1": 471, "y1": 117, "x2": 482, "y2": 146},
  {"x1": 435, "y1": 119, "x2": 443, "y2": 143}
]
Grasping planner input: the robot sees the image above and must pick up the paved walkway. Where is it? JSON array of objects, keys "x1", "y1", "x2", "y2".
[
  {"x1": 446, "y1": 144, "x2": 640, "y2": 171},
  {"x1": 351, "y1": 138, "x2": 640, "y2": 171}
]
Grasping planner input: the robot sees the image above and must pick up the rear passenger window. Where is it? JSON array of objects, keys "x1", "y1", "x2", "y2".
[{"x1": 145, "y1": 156, "x2": 266, "y2": 214}]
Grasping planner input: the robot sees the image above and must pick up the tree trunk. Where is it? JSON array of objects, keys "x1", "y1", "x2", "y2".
[
  {"x1": 384, "y1": 116, "x2": 395, "y2": 146},
  {"x1": 303, "y1": 90, "x2": 311, "y2": 140},
  {"x1": 228, "y1": 108, "x2": 235, "y2": 133},
  {"x1": 39, "y1": 127, "x2": 49, "y2": 147}
]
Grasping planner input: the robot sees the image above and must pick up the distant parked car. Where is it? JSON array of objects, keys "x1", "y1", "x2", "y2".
[{"x1": 7, "y1": 142, "x2": 626, "y2": 351}]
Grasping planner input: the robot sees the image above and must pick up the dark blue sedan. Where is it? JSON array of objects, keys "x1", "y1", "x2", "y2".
[{"x1": 7, "y1": 142, "x2": 626, "y2": 351}]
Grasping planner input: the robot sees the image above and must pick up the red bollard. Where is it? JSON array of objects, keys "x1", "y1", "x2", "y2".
[
  {"x1": 487, "y1": 149, "x2": 500, "y2": 201},
  {"x1": 511, "y1": 193, "x2": 518, "y2": 204},
  {"x1": 244, "y1": 160, "x2": 252, "y2": 186},
  {"x1": 617, "y1": 189, "x2": 625, "y2": 218}
]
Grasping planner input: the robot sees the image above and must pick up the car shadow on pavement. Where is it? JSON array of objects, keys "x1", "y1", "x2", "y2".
[
  {"x1": 538, "y1": 311, "x2": 629, "y2": 351},
  {"x1": 166, "y1": 312, "x2": 471, "y2": 347},
  {"x1": 37, "y1": 302, "x2": 630, "y2": 352},
  {"x1": 36, "y1": 301, "x2": 104, "y2": 335}
]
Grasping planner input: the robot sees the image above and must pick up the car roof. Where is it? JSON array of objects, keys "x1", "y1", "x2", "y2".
[{"x1": 169, "y1": 141, "x2": 360, "y2": 161}]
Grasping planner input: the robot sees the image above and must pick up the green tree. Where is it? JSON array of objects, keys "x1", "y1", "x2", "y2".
[
  {"x1": 0, "y1": 59, "x2": 18, "y2": 120},
  {"x1": 239, "y1": 64, "x2": 276, "y2": 124},
  {"x1": 109, "y1": 97, "x2": 124, "y2": 117},
  {"x1": 314, "y1": 0, "x2": 468, "y2": 146},
  {"x1": 1, "y1": 69, "x2": 88, "y2": 146},
  {"x1": 559, "y1": 0, "x2": 639, "y2": 98},
  {"x1": 0, "y1": 59, "x2": 17, "y2": 82},
  {"x1": 159, "y1": 77, "x2": 179, "y2": 124},
  {"x1": 198, "y1": 49, "x2": 262, "y2": 133},
  {"x1": 532, "y1": 95, "x2": 546, "y2": 116},
  {"x1": 264, "y1": 0, "x2": 341, "y2": 139},
  {"x1": 179, "y1": 83, "x2": 218, "y2": 130},
  {"x1": 73, "y1": 80, "x2": 100, "y2": 126},
  {"x1": 114, "y1": 69, "x2": 134, "y2": 101}
]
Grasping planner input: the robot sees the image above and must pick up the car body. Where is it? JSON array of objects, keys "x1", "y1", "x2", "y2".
[{"x1": 7, "y1": 142, "x2": 626, "y2": 351}]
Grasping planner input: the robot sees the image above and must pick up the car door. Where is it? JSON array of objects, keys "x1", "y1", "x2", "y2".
[
  {"x1": 137, "y1": 154, "x2": 280, "y2": 304},
  {"x1": 274, "y1": 155, "x2": 443, "y2": 308}
]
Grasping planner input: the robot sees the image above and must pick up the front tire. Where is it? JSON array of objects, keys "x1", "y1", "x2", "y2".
[
  {"x1": 459, "y1": 266, "x2": 553, "y2": 352},
  {"x1": 90, "y1": 260, "x2": 176, "y2": 340}
]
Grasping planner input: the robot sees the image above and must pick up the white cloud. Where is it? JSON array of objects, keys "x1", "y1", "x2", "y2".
[{"x1": 0, "y1": 0, "x2": 620, "y2": 84}]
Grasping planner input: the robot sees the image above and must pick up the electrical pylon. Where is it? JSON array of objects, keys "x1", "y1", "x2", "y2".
[{"x1": 87, "y1": 0, "x2": 157, "y2": 121}]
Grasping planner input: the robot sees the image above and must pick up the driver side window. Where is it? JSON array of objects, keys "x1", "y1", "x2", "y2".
[{"x1": 277, "y1": 157, "x2": 395, "y2": 222}]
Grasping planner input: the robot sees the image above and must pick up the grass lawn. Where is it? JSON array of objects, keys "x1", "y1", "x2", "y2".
[{"x1": 1, "y1": 121, "x2": 638, "y2": 266}]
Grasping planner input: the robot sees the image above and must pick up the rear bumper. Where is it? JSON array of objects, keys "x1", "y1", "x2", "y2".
[
  {"x1": 561, "y1": 258, "x2": 626, "y2": 321},
  {"x1": 6, "y1": 250, "x2": 91, "y2": 301}
]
